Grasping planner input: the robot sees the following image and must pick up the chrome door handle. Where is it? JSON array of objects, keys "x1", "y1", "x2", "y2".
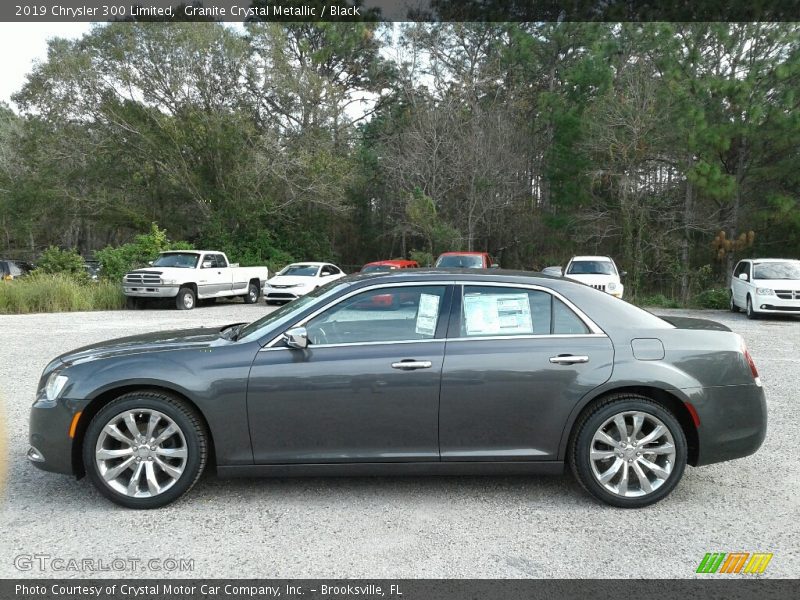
[
  {"x1": 549, "y1": 355, "x2": 589, "y2": 364},
  {"x1": 391, "y1": 360, "x2": 432, "y2": 370}
]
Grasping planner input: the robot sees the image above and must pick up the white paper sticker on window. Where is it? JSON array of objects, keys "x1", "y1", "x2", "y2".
[
  {"x1": 415, "y1": 293, "x2": 440, "y2": 336},
  {"x1": 464, "y1": 292, "x2": 533, "y2": 336}
]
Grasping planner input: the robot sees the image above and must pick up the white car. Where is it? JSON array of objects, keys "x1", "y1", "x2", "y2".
[
  {"x1": 563, "y1": 255, "x2": 625, "y2": 298},
  {"x1": 265, "y1": 262, "x2": 346, "y2": 304},
  {"x1": 730, "y1": 258, "x2": 800, "y2": 319}
]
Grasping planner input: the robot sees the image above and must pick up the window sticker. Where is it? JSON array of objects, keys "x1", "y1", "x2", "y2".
[
  {"x1": 415, "y1": 293, "x2": 440, "y2": 336},
  {"x1": 464, "y1": 292, "x2": 533, "y2": 335}
]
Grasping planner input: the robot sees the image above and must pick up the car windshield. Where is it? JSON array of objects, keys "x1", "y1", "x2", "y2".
[
  {"x1": 753, "y1": 262, "x2": 800, "y2": 280},
  {"x1": 361, "y1": 265, "x2": 396, "y2": 272},
  {"x1": 435, "y1": 255, "x2": 483, "y2": 268},
  {"x1": 567, "y1": 260, "x2": 615, "y2": 275},
  {"x1": 280, "y1": 265, "x2": 319, "y2": 277},
  {"x1": 152, "y1": 253, "x2": 199, "y2": 268},
  {"x1": 236, "y1": 282, "x2": 350, "y2": 342}
]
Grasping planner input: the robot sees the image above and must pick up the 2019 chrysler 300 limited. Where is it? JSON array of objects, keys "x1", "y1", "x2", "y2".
[{"x1": 28, "y1": 270, "x2": 767, "y2": 509}]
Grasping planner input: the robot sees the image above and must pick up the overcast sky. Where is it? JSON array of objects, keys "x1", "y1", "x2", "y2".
[{"x1": 0, "y1": 23, "x2": 94, "y2": 109}]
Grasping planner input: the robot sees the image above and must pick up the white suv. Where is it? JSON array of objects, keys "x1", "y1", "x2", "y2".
[
  {"x1": 563, "y1": 256, "x2": 625, "y2": 298},
  {"x1": 730, "y1": 258, "x2": 800, "y2": 319}
]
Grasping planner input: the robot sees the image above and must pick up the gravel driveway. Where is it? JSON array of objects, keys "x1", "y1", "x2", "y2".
[{"x1": 0, "y1": 303, "x2": 797, "y2": 578}]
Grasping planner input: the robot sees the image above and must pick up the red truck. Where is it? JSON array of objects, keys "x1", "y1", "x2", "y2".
[{"x1": 434, "y1": 251, "x2": 498, "y2": 269}]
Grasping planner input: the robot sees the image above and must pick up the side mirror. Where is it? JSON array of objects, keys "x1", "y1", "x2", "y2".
[
  {"x1": 201, "y1": 261, "x2": 214, "y2": 269},
  {"x1": 148, "y1": 261, "x2": 154, "y2": 266},
  {"x1": 490, "y1": 263, "x2": 500, "y2": 269},
  {"x1": 284, "y1": 327, "x2": 308, "y2": 349},
  {"x1": 738, "y1": 273, "x2": 748, "y2": 281},
  {"x1": 620, "y1": 270, "x2": 627, "y2": 278},
  {"x1": 321, "y1": 271, "x2": 331, "y2": 277}
]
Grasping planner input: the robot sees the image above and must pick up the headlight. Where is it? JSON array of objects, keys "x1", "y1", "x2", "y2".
[
  {"x1": 756, "y1": 288, "x2": 774, "y2": 295},
  {"x1": 607, "y1": 282, "x2": 619, "y2": 291},
  {"x1": 45, "y1": 372, "x2": 69, "y2": 401},
  {"x1": 162, "y1": 278, "x2": 177, "y2": 285}
]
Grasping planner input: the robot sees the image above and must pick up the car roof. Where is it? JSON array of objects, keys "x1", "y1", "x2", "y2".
[
  {"x1": 286, "y1": 262, "x2": 331, "y2": 267},
  {"x1": 749, "y1": 258, "x2": 800, "y2": 263},
  {"x1": 438, "y1": 251, "x2": 490, "y2": 256},
  {"x1": 363, "y1": 259, "x2": 417, "y2": 266},
  {"x1": 569, "y1": 255, "x2": 614, "y2": 262}
]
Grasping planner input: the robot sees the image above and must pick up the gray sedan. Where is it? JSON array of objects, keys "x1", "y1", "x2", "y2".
[{"x1": 28, "y1": 270, "x2": 766, "y2": 509}]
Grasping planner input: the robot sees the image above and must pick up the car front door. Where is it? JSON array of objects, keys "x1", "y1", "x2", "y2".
[
  {"x1": 733, "y1": 261, "x2": 750, "y2": 306},
  {"x1": 439, "y1": 284, "x2": 614, "y2": 461},
  {"x1": 198, "y1": 254, "x2": 230, "y2": 296},
  {"x1": 247, "y1": 284, "x2": 452, "y2": 463}
]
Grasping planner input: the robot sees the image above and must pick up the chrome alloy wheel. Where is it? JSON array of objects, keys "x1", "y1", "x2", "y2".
[
  {"x1": 95, "y1": 409, "x2": 188, "y2": 498},
  {"x1": 589, "y1": 411, "x2": 676, "y2": 498},
  {"x1": 182, "y1": 293, "x2": 194, "y2": 309}
]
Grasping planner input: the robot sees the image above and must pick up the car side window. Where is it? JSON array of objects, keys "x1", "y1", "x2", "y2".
[
  {"x1": 304, "y1": 286, "x2": 447, "y2": 346},
  {"x1": 461, "y1": 286, "x2": 590, "y2": 337},
  {"x1": 552, "y1": 297, "x2": 590, "y2": 334},
  {"x1": 214, "y1": 254, "x2": 228, "y2": 268}
]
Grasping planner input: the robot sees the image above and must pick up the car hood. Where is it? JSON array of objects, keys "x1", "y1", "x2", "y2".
[
  {"x1": 125, "y1": 267, "x2": 196, "y2": 278},
  {"x1": 56, "y1": 326, "x2": 231, "y2": 365},
  {"x1": 752, "y1": 278, "x2": 800, "y2": 290},
  {"x1": 565, "y1": 274, "x2": 621, "y2": 285},
  {"x1": 268, "y1": 275, "x2": 316, "y2": 287}
]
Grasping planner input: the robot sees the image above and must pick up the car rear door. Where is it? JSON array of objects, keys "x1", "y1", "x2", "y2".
[
  {"x1": 247, "y1": 283, "x2": 453, "y2": 463},
  {"x1": 438, "y1": 283, "x2": 614, "y2": 461}
]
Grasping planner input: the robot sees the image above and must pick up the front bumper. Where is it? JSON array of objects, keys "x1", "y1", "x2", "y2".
[
  {"x1": 28, "y1": 397, "x2": 84, "y2": 475},
  {"x1": 754, "y1": 294, "x2": 800, "y2": 314},
  {"x1": 689, "y1": 383, "x2": 767, "y2": 466},
  {"x1": 264, "y1": 287, "x2": 310, "y2": 301},
  {"x1": 123, "y1": 284, "x2": 179, "y2": 299}
]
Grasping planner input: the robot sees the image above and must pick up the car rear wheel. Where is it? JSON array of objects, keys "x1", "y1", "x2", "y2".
[
  {"x1": 82, "y1": 391, "x2": 207, "y2": 509},
  {"x1": 746, "y1": 295, "x2": 758, "y2": 319},
  {"x1": 570, "y1": 395, "x2": 687, "y2": 508},
  {"x1": 243, "y1": 282, "x2": 259, "y2": 304},
  {"x1": 176, "y1": 287, "x2": 196, "y2": 310},
  {"x1": 729, "y1": 290, "x2": 738, "y2": 313}
]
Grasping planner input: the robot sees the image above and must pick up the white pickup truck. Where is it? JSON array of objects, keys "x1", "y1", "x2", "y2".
[{"x1": 123, "y1": 250, "x2": 270, "y2": 310}]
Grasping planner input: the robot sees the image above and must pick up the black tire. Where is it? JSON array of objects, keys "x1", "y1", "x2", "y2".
[
  {"x1": 729, "y1": 290, "x2": 738, "y2": 313},
  {"x1": 570, "y1": 394, "x2": 687, "y2": 508},
  {"x1": 243, "y1": 282, "x2": 260, "y2": 304},
  {"x1": 175, "y1": 286, "x2": 196, "y2": 310},
  {"x1": 82, "y1": 391, "x2": 208, "y2": 509},
  {"x1": 746, "y1": 295, "x2": 758, "y2": 319}
]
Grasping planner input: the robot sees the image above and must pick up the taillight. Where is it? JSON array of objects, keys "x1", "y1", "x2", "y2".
[{"x1": 742, "y1": 342, "x2": 761, "y2": 386}]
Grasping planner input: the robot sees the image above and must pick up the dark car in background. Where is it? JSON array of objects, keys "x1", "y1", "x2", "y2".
[
  {"x1": 28, "y1": 270, "x2": 766, "y2": 509},
  {"x1": 1, "y1": 259, "x2": 33, "y2": 281}
]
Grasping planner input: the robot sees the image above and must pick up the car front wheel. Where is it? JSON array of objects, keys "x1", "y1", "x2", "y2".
[
  {"x1": 82, "y1": 392, "x2": 208, "y2": 509},
  {"x1": 746, "y1": 295, "x2": 758, "y2": 319},
  {"x1": 570, "y1": 395, "x2": 687, "y2": 508},
  {"x1": 176, "y1": 287, "x2": 196, "y2": 310},
  {"x1": 729, "y1": 290, "x2": 738, "y2": 313}
]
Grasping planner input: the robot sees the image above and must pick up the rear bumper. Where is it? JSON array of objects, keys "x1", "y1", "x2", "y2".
[{"x1": 689, "y1": 384, "x2": 767, "y2": 466}]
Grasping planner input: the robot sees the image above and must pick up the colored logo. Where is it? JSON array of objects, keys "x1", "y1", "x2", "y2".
[{"x1": 697, "y1": 552, "x2": 773, "y2": 574}]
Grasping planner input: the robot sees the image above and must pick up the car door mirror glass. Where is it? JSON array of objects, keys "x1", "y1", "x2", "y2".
[
  {"x1": 202, "y1": 261, "x2": 214, "y2": 269},
  {"x1": 284, "y1": 327, "x2": 309, "y2": 349}
]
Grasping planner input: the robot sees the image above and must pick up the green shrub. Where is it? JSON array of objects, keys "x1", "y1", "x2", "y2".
[
  {"x1": 33, "y1": 246, "x2": 89, "y2": 282},
  {"x1": 692, "y1": 287, "x2": 730, "y2": 310},
  {"x1": 0, "y1": 273, "x2": 125, "y2": 314},
  {"x1": 637, "y1": 293, "x2": 681, "y2": 309},
  {"x1": 409, "y1": 249, "x2": 434, "y2": 267},
  {"x1": 95, "y1": 223, "x2": 193, "y2": 282}
]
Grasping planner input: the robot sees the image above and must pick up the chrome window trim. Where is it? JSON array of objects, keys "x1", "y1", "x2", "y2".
[
  {"x1": 264, "y1": 281, "x2": 453, "y2": 348},
  {"x1": 457, "y1": 280, "x2": 606, "y2": 336},
  {"x1": 262, "y1": 279, "x2": 607, "y2": 351}
]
